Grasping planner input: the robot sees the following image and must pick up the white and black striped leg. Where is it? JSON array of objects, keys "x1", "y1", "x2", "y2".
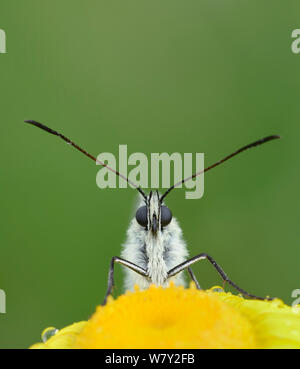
[
  {"x1": 187, "y1": 267, "x2": 201, "y2": 289},
  {"x1": 102, "y1": 256, "x2": 149, "y2": 305},
  {"x1": 168, "y1": 253, "x2": 272, "y2": 301}
]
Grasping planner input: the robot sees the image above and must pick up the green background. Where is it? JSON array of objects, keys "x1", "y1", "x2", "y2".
[{"x1": 0, "y1": 1, "x2": 299, "y2": 348}]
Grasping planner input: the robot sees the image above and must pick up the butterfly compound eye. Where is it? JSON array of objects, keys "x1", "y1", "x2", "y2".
[
  {"x1": 161, "y1": 206, "x2": 172, "y2": 227},
  {"x1": 136, "y1": 206, "x2": 148, "y2": 227}
]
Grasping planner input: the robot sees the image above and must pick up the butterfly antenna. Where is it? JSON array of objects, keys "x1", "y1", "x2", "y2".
[
  {"x1": 24, "y1": 120, "x2": 147, "y2": 200},
  {"x1": 160, "y1": 135, "x2": 280, "y2": 202}
]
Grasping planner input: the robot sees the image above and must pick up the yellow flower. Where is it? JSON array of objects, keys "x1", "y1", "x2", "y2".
[{"x1": 30, "y1": 284, "x2": 300, "y2": 349}]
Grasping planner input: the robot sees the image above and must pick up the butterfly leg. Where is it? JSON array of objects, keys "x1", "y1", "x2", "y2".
[
  {"x1": 187, "y1": 267, "x2": 201, "y2": 289},
  {"x1": 102, "y1": 256, "x2": 149, "y2": 305},
  {"x1": 168, "y1": 253, "x2": 272, "y2": 300}
]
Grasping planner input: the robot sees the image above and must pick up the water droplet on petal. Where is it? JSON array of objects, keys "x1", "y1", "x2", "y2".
[
  {"x1": 211, "y1": 286, "x2": 225, "y2": 293},
  {"x1": 41, "y1": 327, "x2": 59, "y2": 343}
]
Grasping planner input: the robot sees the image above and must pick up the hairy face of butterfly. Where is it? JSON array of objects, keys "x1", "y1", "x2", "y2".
[{"x1": 135, "y1": 205, "x2": 172, "y2": 233}]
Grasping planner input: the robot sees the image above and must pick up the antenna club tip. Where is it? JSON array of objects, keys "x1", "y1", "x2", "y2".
[
  {"x1": 261, "y1": 135, "x2": 281, "y2": 143},
  {"x1": 24, "y1": 120, "x2": 40, "y2": 126},
  {"x1": 24, "y1": 120, "x2": 59, "y2": 136}
]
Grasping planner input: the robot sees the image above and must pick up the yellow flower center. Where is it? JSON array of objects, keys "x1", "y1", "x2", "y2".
[
  {"x1": 30, "y1": 284, "x2": 300, "y2": 349},
  {"x1": 75, "y1": 284, "x2": 256, "y2": 349}
]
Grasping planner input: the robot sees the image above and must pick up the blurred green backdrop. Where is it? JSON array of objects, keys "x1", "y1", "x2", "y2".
[{"x1": 0, "y1": 0, "x2": 299, "y2": 348}]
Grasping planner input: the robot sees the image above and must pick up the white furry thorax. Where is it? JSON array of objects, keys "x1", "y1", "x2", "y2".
[{"x1": 121, "y1": 192, "x2": 188, "y2": 291}]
